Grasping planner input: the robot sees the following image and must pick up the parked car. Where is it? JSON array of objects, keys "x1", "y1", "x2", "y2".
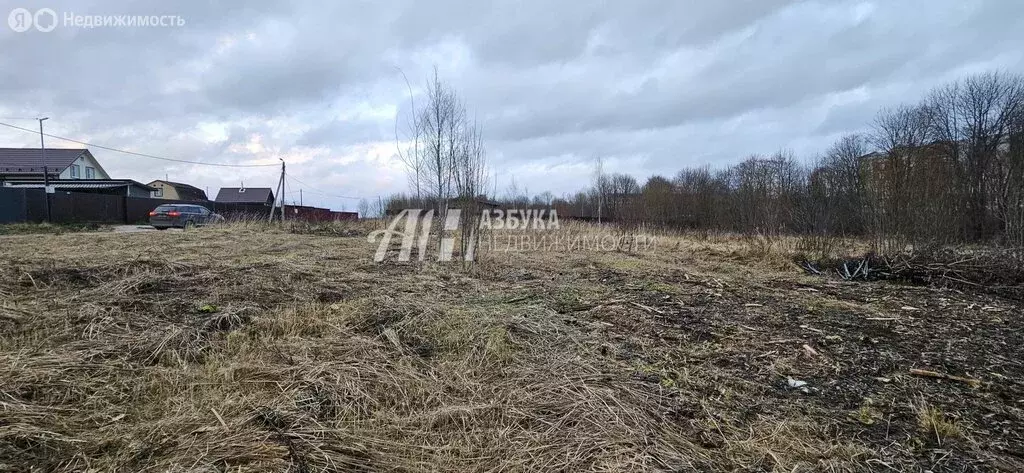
[{"x1": 148, "y1": 204, "x2": 224, "y2": 230}]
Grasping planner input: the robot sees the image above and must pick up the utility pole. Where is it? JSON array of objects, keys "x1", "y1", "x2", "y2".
[
  {"x1": 269, "y1": 158, "x2": 286, "y2": 223},
  {"x1": 280, "y1": 159, "x2": 286, "y2": 222},
  {"x1": 38, "y1": 117, "x2": 50, "y2": 223},
  {"x1": 594, "y1": 155, "x2": 604, "y2": 225},
  {"x1": 299, "y1": 189, "x2": 303, "y2": 207}
]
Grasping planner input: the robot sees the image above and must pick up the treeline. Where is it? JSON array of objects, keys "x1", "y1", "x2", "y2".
[{"x1": 387, "y1": 71, "x2": 1024, "y2": 253}]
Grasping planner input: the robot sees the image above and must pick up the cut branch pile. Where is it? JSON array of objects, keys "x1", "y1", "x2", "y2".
[{"x1": 798, "y1": 248, "x2": 1024, "y2": 299}]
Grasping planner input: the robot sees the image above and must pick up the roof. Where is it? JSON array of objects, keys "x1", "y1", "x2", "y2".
[
  {"x1": 3, "y1": 179, "x2": 156, "y2": 190},
  {"x1": 149, "y1": 179, "x2": 204, "y2": 193},
  {"x1": 215, "y1": 187, "x2": 274, "y2": 204},
  {"x1": 0, "y1": 148, "x2": 89, "y2": 174},
  {"x1": 148, "y1": 180, "x2": 208, "y2": 199}
]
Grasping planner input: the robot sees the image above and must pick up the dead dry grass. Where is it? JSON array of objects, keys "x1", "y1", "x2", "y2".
[{"x1": 0, "y1": 221, "x2": 1021, "y2": 472}]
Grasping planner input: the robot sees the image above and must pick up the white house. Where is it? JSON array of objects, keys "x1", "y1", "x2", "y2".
[
  {"x1": 0, "y1": 148, "x2": 154, "y2": 197},
  {"x1": 0, "y1": 148, "x2": 110, "y2": 180}
]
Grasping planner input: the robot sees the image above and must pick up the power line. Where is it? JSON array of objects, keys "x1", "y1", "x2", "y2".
[
  {"x1": 286, "y1": 175, "x2": 364, "y2": 200},
  {"x1": 293, "y1": 186, "x2": 363, "y2": 200},
  {"x1": 0, "y1": 121, "x2": 278, "y2": 168}
]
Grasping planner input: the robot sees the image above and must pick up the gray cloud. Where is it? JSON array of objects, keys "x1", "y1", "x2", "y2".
[{"x1": 1, "y1": 0, "x2": 1022, "y2": 207}]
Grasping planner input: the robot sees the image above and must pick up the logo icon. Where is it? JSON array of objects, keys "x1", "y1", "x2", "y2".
[
  {"x1": 34, "y1": 8, "x2": 57, "y2": 32},
  {"x1": 8, "y1": 8, "x2": 31, "y2": 32},
  {"x1": 8, "y1": 8, "x2": 58, "y2": 32}
]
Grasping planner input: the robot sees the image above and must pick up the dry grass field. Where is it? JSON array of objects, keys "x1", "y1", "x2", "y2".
[{"x1": 1, "y1": 222, "x2": 1022, "y2": 472}]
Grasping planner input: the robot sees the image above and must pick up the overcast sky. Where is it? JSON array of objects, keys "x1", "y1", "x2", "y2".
[{"x1": 1, "y1": 0, "x2": 1022, "y2": 211}]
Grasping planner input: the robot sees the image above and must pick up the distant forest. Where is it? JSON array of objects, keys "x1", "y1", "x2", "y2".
[{"x1": 384, "y1": 70, "x2": 1024, "y2": 253}]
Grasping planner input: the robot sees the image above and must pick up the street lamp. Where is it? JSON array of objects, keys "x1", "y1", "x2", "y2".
[{"x1": 38, "y1": 117, "x2": 50, "y2": 222}]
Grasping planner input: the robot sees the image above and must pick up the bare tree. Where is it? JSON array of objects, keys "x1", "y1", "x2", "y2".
[
  {"x1": 394, "y1": 68, "x2": 424, "y2": 203},
  {"x1": 814, "y1": 133, "x2": 869, "y2": 235},
  {"x1": 641, "y1": 175, "x2": 674, "y2": 227},
  {"x1": 451, "y1": 119, "x2": 489, "y2": 261},
  {"x1": 390, "y1": 66, "x2": 490, "y2": 258},
  {"x1": 593, "y1": 156, "x2": 606, "y2": 224},
  {"x1": 927, "y1": 71, "x2": 1024, "y2": 240},
  {"x1": 451, "y1": 120, "x2": 487, "y2": 201},
  {"x1": 358, "y1": 198, "x2": 371, "y2": 219},
  {"x1": 420, "y1": 68, "x2": 459, "y2": 218},
  {"x1": 867, "y1": 105, "x2": 934, "y2": 250},
  {"x1": 504, "y1": 176, "x2": 529, "y2": 208},
  {"x1": 604, "y1": 174, "x2": 639, "y2": 222},
  {"x1": 1005, "y1": 103, "x2": 1024, "y2": 250},
  {"x1": 674, "y1": 165, "x2": 726, "y2": 231}
]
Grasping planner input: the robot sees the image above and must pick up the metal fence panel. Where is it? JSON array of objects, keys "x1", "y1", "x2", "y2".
[
  {"x1": 1, "y1": 190, "x2": 339, "y2": 225},
  {"x1": 0, "y1": 188, "x2": 28, "y2": 224}
]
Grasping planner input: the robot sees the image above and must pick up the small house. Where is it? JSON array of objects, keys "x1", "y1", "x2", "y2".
[
  {"x1": 214, "y1": 187, "x2": 275, "y2": 206},
  {"x1": 148, "y1": 180, "x2": 208, "y2": 201}
]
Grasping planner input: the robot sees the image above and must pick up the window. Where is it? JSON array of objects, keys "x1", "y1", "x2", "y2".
[
  {"x1": 69, "y1": 165, "x2": 80, "y2": 178},
  {"x1": 153, "y1": 187, "x2": 163, "y2": 197},
  {"x1": 85, "y1": 167, "x2": 95, "y2": 179}
]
